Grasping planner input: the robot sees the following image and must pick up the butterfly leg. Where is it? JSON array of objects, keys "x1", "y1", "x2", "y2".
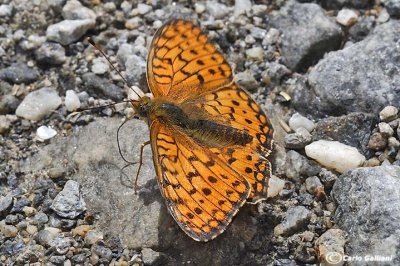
[{"x1": 134, "y1": 140, "x2": 151, "y2": 194}]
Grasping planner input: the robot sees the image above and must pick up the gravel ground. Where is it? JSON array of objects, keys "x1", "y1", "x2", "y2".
[{"x1": 1, "y1": 0, "x2": 400, "y2": 265}]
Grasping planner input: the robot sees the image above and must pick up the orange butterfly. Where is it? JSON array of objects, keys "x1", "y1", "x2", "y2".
[{"x1": 131, "y1": 19, "x2": 274, "y2": 241}]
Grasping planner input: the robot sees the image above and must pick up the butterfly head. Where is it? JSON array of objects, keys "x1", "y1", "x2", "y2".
[{"x1": 131, "y1": 96, "x2": 153, "y2": 118}]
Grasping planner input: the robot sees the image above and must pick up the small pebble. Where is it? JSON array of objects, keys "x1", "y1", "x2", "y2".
[
  {"x1": 62, "y1": 0, "x2": 96, "y2": 20},
  {"x1": 267, "y1": 176, "x2": 286, "y2": 198},
  {"x1": 284, "y1": 127, "x2": 312, "y2": 149},
  {"x1": 305, "y1": 176, "x2": 324, "y2": 194},
  {"x1": 35, "y1": 42, "x2": 66, "y2": 65},
  {"x1": 65, "y1": 90, "x2": 81, "y2": 112},
  {"x1": 22, "y1": 206, "x2": 37, "y2": 217},
  {"x1": 305, "y1": 140, "x2": 365, "y2": 173},
  {"x1": 365, "y1": 157, "x2": 381, "y2": 167},
  {"x1": 195, "y1": 3, "x2": 206, "y2": 13},
  {"x1": 142, "y1": 248, "x2": 163, "y2": 266},
  {"x1": 46, "y1": 19, "x2": 95, "y2": 45},
  {"x1": 50, "y1": 180, "x2": 86, "y2": 219},
  {"x1": 0, "y1": 63, "x2": 39, "y2": 84},
  {"x1": 26, "y1": 225, "x2": 38, "y2": 235},
  {"x1": 379, "y1": 122, "x2": 394, "y2": 137},
  {"x1": 388, "y1": 137, "x2": 400, "y2": 149},
  {"x1": 206, "y1": 1, "x2": 230, "y2": 19},
  {"x1": 336, "y1": 9, "x2": 358, "y2": 26},
  {"x1": 245, "y1": 46, "x2": 264, "y2": 61},
  {"x1": 0, "y1": 4, "x2": 13, "y2": 17},
  {"x1": 368, "y1": 132, "x2": 388, "y2": 151},
  {"x1": 289, "y1": 113, "x2": 315, "y2": 133},
  {"x1": 252, "y1": 5, "x2": 268, "y2": 16},
  {"x1": 315, "y1": 229, "x2": 345, "y2": 266},
  {"x1": 16, "y1": 87, "x2": 62, "y2": 121},
  {"x1": 235, "y1": 70, "x2": 258, "y2": 91},
  {"x1": 137, "y1": 3, "x2": 152, "y2": 14},
  {"x1": 379, "y1": 106, "x2": 398, "y2": 122},
  {"x1": 274, "y1": 206, "x2": 311, "y2": 236},
  {"x1": 85, "y1": 230, "x2": 103, "y2": 245},
  {"x1": 36, "y1": 126, "x2": 58, "y2": 141},
  {"x1": 72, "y1": 224, "x2": 91, "y2": 237},
  {"x1": 0, "y1": 195, "x2": 14, "y2": 217},
  {"x1": 0, "y1": 115, "x2": 10, "y2": 134},
  {"x1": 234, "y1": 0, "x2": 252, "y2": 17},
  {"x1": 91, "y1": 58, "x2": 109, "y2": 75},
  {"x1": 0, "y1": 222, "x2": 18, "y2": 237}
]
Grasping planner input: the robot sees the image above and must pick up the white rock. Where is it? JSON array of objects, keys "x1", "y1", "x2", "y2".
[
  {"x1": 288, "y1": 113, "x2": 315, "y2": 132},
  {"x1": 16, "y1": 87, "x2": 62, "y2": 121},
  {"x1": 46, "y1": 19, "x2": 95, "y2": 45},
  {"x1": 267, "y1": 176, "x2": 286, "y2": 198},
  {"x1": 0, "y1": 115, "x2": 10, "y2": 134},
  {"x1": 336, "y1": 9, "x2": 358, "y2": 26},
  {"x1": 206, "y1": 1, "x2": 230, "y2": 19},
  {"x1": 195, "y1": 3, "x2": 206, "y2": 14},
  {"x1": 245, "y1": 46, "x2": 264, "y2": 61},
  {"x1": 137, "y1": 3, "x2": 152, "y2": 14},
  {"x1": 62, "y1": 0, "x2": 96, "y2": 20},
  {"x1": 378, "y1": 122, "x2": 394, "y2": 137},
  {"x1": 305, "y1": 140, "x2": 365, "y2": 173},
  {"x1": 252, "y1": 5, "x2": 268, "y2": 16},
  {"x1": 379, "y1": 106, "x2": 398, "y2": 122},
  {"x1": 0, "y1": 4, "x2": 13, "y2": 17},
  {"x1": 36, "y1": 126, "x2": 57, "y2": 141},
  {"x1": 377, "y1": 8, "x2": 390, "y2": 23},
  {"x1": 91, "y1": 58, "x2": 109, "y2": 75},
  {"x1": 234, "y1": 0, "x2": 251, "y2": 17},
  {"x1": 65, "y1": 90, "x2": 81, "y2": 112}
]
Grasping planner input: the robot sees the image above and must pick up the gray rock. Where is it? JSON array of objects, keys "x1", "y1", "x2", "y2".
[
  {"x1": 315, "y1": 229, "x2": 346, "y2": 266},
  {"x1": 274, "y1": 206, "x2": 311, "y2": 236},
  {"x1": 0, "y1": 115, "x2": 10, "y2": 134},
  {"x1": 382, "y1": 0, "x2": 400, "y2": 17},
  {"x1": 0, "y1": 63, "x2": 39, "y2": 84},
  {"x1": 319, "y1": 0, "x2": 374, "y2": 9},
  {"x1": 35, "y1": 42, "x2": 66, "y2": 65},
  {"x1": 206, "y1": 1, "x2": 230, "y2": 19},
  {"x1": 270, "y1": 1, "x2": 343, "y2": 72},
  {"x1": 235, "y1": 70, "x2": 258, "y2": 91},
  {"x1": 332, "y1": 166, "x2": 400, "y2": 265},
  {"x1": 305, "y1": 176, "x2": 323, "y2": 194},
  {"x1": 284, "y1": 127, "x2": 312, "y2": 149},
  {"x1": 142, "y1": 247, "x2": 166, "y2": 266},
  {"x1": 82, "y1": 73, "x2": 124, "y2": 101},
  {"x1": 293, "y1": 20, "x2": 400, "y2": 116},
  {"x1": 46, "y1": 19, "x2": 95, "y2": 45},
  {"x1": 62, "y1": 0, "x2": 96, "y2": 20},
  {"x1": 285, "y1": 150, "x2": 321, "y2": 179},
  {"x1": 93, "y1": 243, "x2": 112, "y2": 260},
  {"x1": 50, "y1": 180, "x2": 86, "y2": 219},
  {"x1": 288, "y1": 113, "x2": 315, "y2": 132},
  {"x1": 0, "y1": 194, "x2": 13, "y2": 218},
  {"x1": 15, "y1": 87, "x2": 62, "y2": 121},
  {"x1": 0, "y1": 4, "x2": 13, "y2": 17},
  {"x1": 0, "y1": 94, "x2": 20, "y2": 114},
  {"x1": 313, "y1": 112, "x2": 377, "y2": 155},
  {"x1": 124, "y1": 54, "x2": 147, "y2": 87},
  {"x1": 348, "y1": 16, "x2": 375, "y2": 42},
  {"x1": 262, "y1": 62, "x2": 291, "y2": 85}
]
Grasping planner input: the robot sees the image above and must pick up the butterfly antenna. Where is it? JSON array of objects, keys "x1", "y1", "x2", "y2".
[{"x1": 88, "y1": 38, "x2": 142, "y2": 99}]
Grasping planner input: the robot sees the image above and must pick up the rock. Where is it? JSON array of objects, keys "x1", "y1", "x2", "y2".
[
  {"x1": 252, "y1": 4, "x2": 268, "y2": 16},
  {"x1": 137, "y1": 3, "x2": 152, "y2": 15},
  {"x1": 270, "y1": 1, "x2": 342, "y2": 72},
  {"x1": 348, "y1": 16, "x2": 375, "y2": 42},
  {"x1": 312, "y1": 112, "x2": 376, "y2": 155},
  {"x1": 315, "y1": 229, "x2": 346, "y2": 266},
  {"x1": 36, "y1": 125, "x2": 58, "y2": 141},
  {"x1": 195, "y1": 3, "x2": 206, "y2": 14},
  {"x1": 0, "y1": 94, "x2": 20, "y2": 114},
  {"x1": 245, "y1": 46, "x2": 264, "y2": 61},
  {"x1": 234, "y1": 0, "x2": 251, "y2": 17},
  {"x1": 305, "y1": 176, "x2": 323, "y2": 194},
  {"x1": 382, "y1": 0, "x2": 400, "y2": 18},
  {"x1": 319, "y1": 0, "x2": 374, "y2": 9},
  {"x1": 285, "y1": 150, "x2": 321, "y2": 179},
  {"x1": 82, "y1": 73, "x2": 124, "y2": 101},
  {"x1": 332, "y1": 166, "x2": 400, "y2": 265},
  {"x1": 35, "y1": 42, "x2": 66, "y2": 65},
  {"x1": 274, "y1": 206, "x2": 311, "y2": 236},
  {"x1": 93, "y1": 243, "x2": 112, "y2": 260},
  {"x1": 336, "y1": 9, "x2": 358, "y2": 26},
  {"x1": 235, "y1": 70, "x2": 258, "y2": 91},
  {"x1": 72, "y1": 225, "x2": 90, "y2": 237},
  {"x1": 288, "y1": 113, "x2": 315, "y2": 132},
  {"x1": 368, "y1": 132, "x2": 387, "y2": 151},
  {"x1": 91, "y1": 58, "x2": 109, "y2": 75},
  {"x1": 379, "y1": 106, "x2": 398, "y2": 122},
  {"x1": 0, "y1": 222, "x2": 18, "y2": 238},
  {"x1": 84, "y1": 230, "x2": 103, "y2": 245},
  {"x1": 124, "y1": 54, "x2": 147, "y2": 87},
  {"x1": 388, "y1": 137, "x2": 400, "y2": 149},
  {"x1": 267, "y1": 176, "x2": 286, "y2": 198},
  {"x1": 0, "y1": 194, "x2": 13, "y2": 218},
  {"x1": 305, "y1": 140, "x2": 365, "y2": 173},
  {"x1": 36, "y1": 227, "x2": 61, "y2": 247},
  {"x1": 46, "y1": 19, "x2": 95, "y2": 45},
  {"x1": 206, "y1": 1, "x2": 230, "y2": 19},
  {"x1": 22, "y1": 206, "x2": 36, "y2": 217},
  {"x1": 295, "y1": 20, "x2": 400, "y2": 116},
  {"x1": 62, "y1": 0, "x2": 96, "y2": 20},
  {"x1": 379, "y1": 122, "x2": 394, "y2": 137},
  {"x1": 26, "y1": 224, "x2": 38, "y2": 235},
  {"x1": 0, "y1": 4, "x2": 13, "y2": 17},
  {"x1": 16, "y1": 87, "x2": 62, "y2": 121},
  {"x1": 31, "y1": 212, "x2": 49, "y2": 225},
  {"x1": 50, "y1": 180, "x2": 86, "y2": 219},
  {"x1": 0, "y1": 63, "x2": 40, "y2": 84},
  {"x1": 142, "y1": 247, "x2": 165, "y2": 266},
  {"x1": 65, "y1": 90, "x2": 81, "y2": 112},
  {"x1": 284, "y1": 127, "x2": 312, "y2": 149},
  {"x1": 262, "y1": 62, "x2": 291, "y2": 85},
  {"x1": 0, "y1": 115, "x2": 10, "y2": 134}
]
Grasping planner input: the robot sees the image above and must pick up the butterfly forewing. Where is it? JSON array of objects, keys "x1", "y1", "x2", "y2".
[{"x1": 147, "y1": 20, "x2": 233, "y2": 101}]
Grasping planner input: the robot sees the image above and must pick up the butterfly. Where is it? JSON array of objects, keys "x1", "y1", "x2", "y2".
[{"x1": 130, "y1": 19, "x2": 274, "y2": 242}]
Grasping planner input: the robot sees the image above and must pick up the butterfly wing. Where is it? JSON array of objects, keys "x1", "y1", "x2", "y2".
[
  {"x1": 147, "y1": 19, "x2": 233, "y2": 101},
  {"x1": 150, "y1": 119, "x2": 251, "y2": 241},
  {"x1": 183, "y1": 83, "x2": 274, "y2": 200}
]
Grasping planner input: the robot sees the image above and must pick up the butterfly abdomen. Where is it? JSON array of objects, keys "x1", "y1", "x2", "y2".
[{"x1": 152, "y1": 101, "x2": 252, "y2": 148}]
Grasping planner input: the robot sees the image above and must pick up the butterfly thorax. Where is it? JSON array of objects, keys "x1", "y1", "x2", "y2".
[{"x1": 132, "y1": 97, "x2": 253, "y2": 148}]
